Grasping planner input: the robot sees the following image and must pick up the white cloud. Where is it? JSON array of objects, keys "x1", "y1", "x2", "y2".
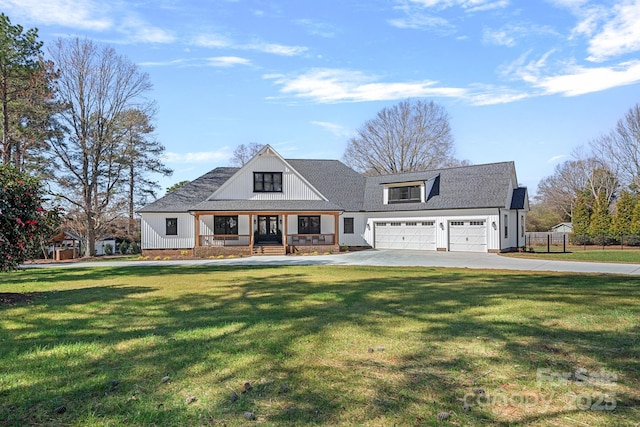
[
  {"x1": 311, "y1": 121, "x2": 353, "y2": 138},
  {"x1": 295, "y1": 19, "x2": 338, "y2": 38},
  {"x1": 1, "y1": 0, "x2": 112, "y2": 31},
  {"x1": 388, "y1": 13, "x2": 452, "y2": 30},
  {"x1": 206, "y1": 56, "x2": 252, "y2": 67},
  {"x1": 163, "y1": 150, "x2": 229, "y2": 163},
  {"x1": 138, "y1": 58, "x2": 189, "y2": 67},
  {"x1": 139, "y1": 56, "x2": 250, "y2": 68},
  {"x1": 402, "y1": 0, "x2": 509, "y2": 12},
  {"x1": 391, "y1": 0, "x2": 508, "y2": 31},
  {"x1": 534, "y1": 60, "x2": 640, "y2": 96},
  {"x1": 547, "y1": 154, "x2": 568, "y2": 163},
  {"x1": 483, "y1": 28, "x2": 516, "y2": 47},
  {"x1": 556, "y1": 0, "x2": 640, "y2": 62},
  {"x1": 192, "y1": 33, "x2": 307, "y2": 56},
  {"x1": 503, "y1": 48, "x2": 640, "y2": 97},
  {"x1": 192, "y1": 33, "x2": 233, "y2": 48},
  {"x1": 1, "y1": 0, "x2": 175, "y2": 44},
  {"x1": 465, "y1": 86, "x2": 530, "y2": 105},
  {"x1": 266, "y1": 68, "x2": 467, "y2": 103},
  {"x1": 119, "y1": 15, "x2": 175, "y2": 44},
  {"x1": 585, "y1": 0, "x2": 640, "y2": 62},
  {"x1": 246, "y1": 42, "x2": 307, "y2": 56}
]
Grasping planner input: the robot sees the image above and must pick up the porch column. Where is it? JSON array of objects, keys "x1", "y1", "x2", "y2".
[
  {"x1": 249, "y1": 214, "x2": 254, "y2": 248},
  {"x1": 334, "y1": 212, "x2": 339, "y2": 246},
  {"x1": 195, "y1": 213, "x2": 200, "y2": 247},
  {"x1": 284, "y1": 214, "x2": 289, "y2": 251}
]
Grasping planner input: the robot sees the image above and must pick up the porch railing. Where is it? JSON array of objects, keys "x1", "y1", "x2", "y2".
[
  {"x1": 198, "y1": 234, "x2": 335, "y2": 247},
  {"x1": 199, "y1": 234, "x2": 250, "y2": 246},
  {"x1": 287, "y1": 234, "x2": 335, "y2": 245}
]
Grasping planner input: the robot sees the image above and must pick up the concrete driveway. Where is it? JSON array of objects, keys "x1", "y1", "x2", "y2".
[{"x1": 23, "y1": 249, "x2": 640, "y2": 275}]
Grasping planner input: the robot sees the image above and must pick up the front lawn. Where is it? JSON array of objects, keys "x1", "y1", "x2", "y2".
[
  {"x1": 504, "y1": 248, "x2": 640, "y2": 263},
  {"x1": 1, "y1": 265, "x2": 638, "y2": 426}
]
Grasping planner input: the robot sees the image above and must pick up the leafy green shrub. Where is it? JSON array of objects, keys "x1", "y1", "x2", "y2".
[{"x1": 0, "y1": 166, "x2": 61, "y2": 271}]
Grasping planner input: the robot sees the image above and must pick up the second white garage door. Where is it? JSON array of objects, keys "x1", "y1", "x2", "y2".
[
  {"x1": 374, "y1": 221, "x2": 436, "y2": 250},
  {"x1": 448, "y1": 220, "x2": 487, "y2": 252}
]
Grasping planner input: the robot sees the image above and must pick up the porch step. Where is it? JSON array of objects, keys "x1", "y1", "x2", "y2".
[{"x1": 252, "y1": 245, "x2": 286, "y2": 256}]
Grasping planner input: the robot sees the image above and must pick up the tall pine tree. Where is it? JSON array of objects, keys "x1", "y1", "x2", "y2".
[
  {"x1": 0, "y1": 13, "x2": 54, "y2": 170},
  {"x1": 589, "y1": 189, "x2": 612, "y2": 244},
  {"x1": 572, "y1": 191, "x2": 591, "y2": 244},
  {"x1": 611, "y1": 190, "x2": 635, "y2": 240}
]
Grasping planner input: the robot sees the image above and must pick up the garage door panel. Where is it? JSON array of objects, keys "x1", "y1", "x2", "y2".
[
  {"x1": 449, "y1": 220, "x2": 487, "y2": 252},
  {"x1": 375, "y1": 221, "x2": 435, "y2": 250}
]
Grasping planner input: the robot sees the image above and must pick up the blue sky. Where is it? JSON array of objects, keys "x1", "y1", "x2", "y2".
[{"x1": 2, "y1": 0, "x2": 640, "y2": 197}]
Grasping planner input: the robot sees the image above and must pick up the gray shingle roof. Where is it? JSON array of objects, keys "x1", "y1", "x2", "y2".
[
  {"x1": 286, "y1": 159, "x2": 366, "y2": 212},
  {"x1": 138, "y1": 160, "x2": 522, "y2": 214},
  {"x1": 363, "y1": 161, "x2": 517, "y2": 212},
  {"x1": 137, "y1": 167, "x2": 238, "y2": 213}
]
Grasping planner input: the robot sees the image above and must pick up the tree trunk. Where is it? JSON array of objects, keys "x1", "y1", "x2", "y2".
[
  {"x1": 1, "y1": 69, "x2": 11, "y2": 165},
  {"x1": 128, "y1": 161, "x2": 135, "y2": 237},
  {"x1": 85, "y1": 212, "x2": 96, "y2": 257}
]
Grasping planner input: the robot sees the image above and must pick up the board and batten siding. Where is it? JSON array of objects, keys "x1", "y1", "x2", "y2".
[
  {"x1": 212, "y1": 155, "x2": 325, "y2": 201},
  {"x1": 141, "y1": 213, "x2": 194, "y2": 249},
  {"x1": 338, "y1": 213, "x2": 369, "y2": 247}
]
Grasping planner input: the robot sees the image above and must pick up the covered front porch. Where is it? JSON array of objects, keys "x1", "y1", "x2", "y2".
[{"x1": 193, "y1": 211, "x2": 340, "y2": 256}]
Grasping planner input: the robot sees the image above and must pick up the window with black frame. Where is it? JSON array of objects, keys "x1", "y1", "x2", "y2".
[
  {"x1": 344, "y1": 217, "x2": 354, "y2": 234},
  {"x1": 388, "y1": 185, "x2": 421, "y2": 203},
  {"x1": 166, "y1": 218, "x2": 178, "y2": 235},
  {"x1": 254, "y1": 172, "x2": 283, "y2": 192},
  {"x1": 298, "y1": 216, "x2": 320, "y2": 234},
  {"x1": 214, "y1": 216, "x2": 238, "y2": 235}
]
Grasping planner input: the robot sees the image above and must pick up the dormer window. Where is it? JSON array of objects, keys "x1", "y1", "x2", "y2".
[
  {"x1": 388, "y1": 185, "x2": 421, "y2": 203},
  {"x1": 254, "y1": 172, "x2": 282, "y2": 192}
]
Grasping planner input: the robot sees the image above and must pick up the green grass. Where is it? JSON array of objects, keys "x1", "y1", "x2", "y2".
[
  {"x1": 1, "y1": 265, "x2": 638, "y2": 426},
  {"x1": 504, "y1": 248, "x2": 640, "y2": 263}
]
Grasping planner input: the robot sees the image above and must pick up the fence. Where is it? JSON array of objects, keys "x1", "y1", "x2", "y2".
[{"x1": 525, "y1": 232, "x2": 640, "y2": 253}]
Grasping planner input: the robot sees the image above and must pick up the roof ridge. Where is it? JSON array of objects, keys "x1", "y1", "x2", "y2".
[{"x1": 372, "y1": 161, "x2": 514, "y2": 178}]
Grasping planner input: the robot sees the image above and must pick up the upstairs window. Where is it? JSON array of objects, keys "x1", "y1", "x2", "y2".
[
  {"x1": 214, "y1": 216, "x2": 238, "y2": 235},
  {"x1": 166, "y1": 218, "x2": 178, "y2": 236},
  {"x1": 388, "y1": 185, "x2": 421, "y2": 203},
  {"x1": 254, "y1": 172, "x2": 282, "y2": 192}
]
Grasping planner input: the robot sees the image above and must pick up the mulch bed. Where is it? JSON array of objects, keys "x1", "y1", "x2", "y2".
[{"x1": 0, "y1": 292, "x2": 37, "y2": 305}]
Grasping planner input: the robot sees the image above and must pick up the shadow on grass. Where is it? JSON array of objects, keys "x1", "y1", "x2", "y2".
[{"x1": 0, "y1": 266, "x2": 638, "y2": 425}]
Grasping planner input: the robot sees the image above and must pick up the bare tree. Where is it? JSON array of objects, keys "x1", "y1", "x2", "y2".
[
  {"x1": 116, "y1": 108, "x2": 172, "y2": 238},
  {"x1": 343, "y1": 99, "x2": 457, "y2": 175},
  {"x1": 231, "y1": 142, "x2": 264, "y2": 166},
  {"x1": 47, "y1": 38, "x2": 154, "y2": 257},
  {"x1": 536, "y1": 152, "x2": 618, "y2": 220},
  {"x1": 590, "y1": 104, "x2": 640, "y2": 191}
]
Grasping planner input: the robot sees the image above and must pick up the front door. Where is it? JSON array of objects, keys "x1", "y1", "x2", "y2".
[{"x1": 256, "y1": 215, "x2": 280, "y2": 244}]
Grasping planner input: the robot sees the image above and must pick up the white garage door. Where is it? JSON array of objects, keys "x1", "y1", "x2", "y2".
[
  {"x1": 449, "y1": 220, "x2": 487, "y2": 252},
  {"x1": 375, "y1": 221, "x2": 436, "y2": 250}
]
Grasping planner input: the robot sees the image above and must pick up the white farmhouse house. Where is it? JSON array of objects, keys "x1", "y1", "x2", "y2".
[{"x1": 138, "y1": 145, "x2": 528, "y2": 256}]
